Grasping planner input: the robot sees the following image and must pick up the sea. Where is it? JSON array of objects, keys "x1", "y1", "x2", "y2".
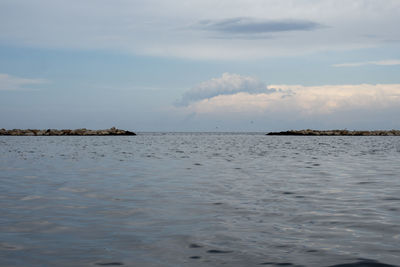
[{"x1": 1, "y1": 133, "x2": 400, "y2": 267}]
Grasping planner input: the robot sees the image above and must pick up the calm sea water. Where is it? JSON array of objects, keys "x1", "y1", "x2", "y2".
[{"x1": 1, "y1": 133, "x2": 400, "y2": 267}]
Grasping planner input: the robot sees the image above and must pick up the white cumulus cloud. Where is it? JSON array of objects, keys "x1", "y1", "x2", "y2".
[
  {"x1": 177, "y1": 74, "x2": 400, "y2": 118},
  {"x1": 177, "y1": 73, "x2": 275, "y2": 106}
]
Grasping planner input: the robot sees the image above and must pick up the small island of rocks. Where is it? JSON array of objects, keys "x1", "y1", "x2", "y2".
[
  {"x1": 267, "y1": 129, "x2": 400, "y2": 136},
  {"x1": 0, "y1": 127, "x2": 136, "y2": 136}
]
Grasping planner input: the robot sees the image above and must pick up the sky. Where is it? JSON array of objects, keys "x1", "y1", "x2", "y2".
[{"x1": 1, "y1": 0, "x2": 400, "y2": 132}]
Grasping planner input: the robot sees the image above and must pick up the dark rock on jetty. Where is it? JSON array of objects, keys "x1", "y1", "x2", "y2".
[
  {"x1": 0, "y1": 127, "x2": 136, "y2": 136},
  {"x1": 267, "y1": 129, "x2": 400, "y2": 136}
]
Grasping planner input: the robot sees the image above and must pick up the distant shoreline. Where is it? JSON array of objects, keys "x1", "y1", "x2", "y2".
[
  {"x1": 266, "y1": 129, "x2": 400, "y2": 136},
  {"x1": 0, "y1": 127, "x2": 136, "y2": 136}
]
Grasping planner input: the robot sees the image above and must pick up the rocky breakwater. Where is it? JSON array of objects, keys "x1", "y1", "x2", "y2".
[
  {"x1": 0, "y1": 127, "x2": 136, "y2": 136},
  {"x1": 267, "y1": 129, "x2": 400, "y2": 136}
]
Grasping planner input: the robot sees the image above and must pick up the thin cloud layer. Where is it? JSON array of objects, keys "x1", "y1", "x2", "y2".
[
  {"x1": 177, "y1": 73, "x2": 274, "y2": 106},
  {"x1": 333, "y1": 59, "x2": 400, "y2": 67},
  {"x1": 0, "y1": 0, "x2": 399, "y2": 59},
  {"x1": 0, "y1": 73, "x2": 47, "y2": 91},
  {"x1": 198, "y1": 18, "x2": 321, "y2": 38}
]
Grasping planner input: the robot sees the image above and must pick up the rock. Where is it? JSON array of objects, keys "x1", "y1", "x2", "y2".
[
  {"x1": 266, "y1": 129, "x2": 400, "y2": 136},
  {"x1": 0, "y1": 128, "x2": 136, "y2": 136}
]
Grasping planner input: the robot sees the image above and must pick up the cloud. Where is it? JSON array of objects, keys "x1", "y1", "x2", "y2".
[
  {"x1": 197, "y1": 17, "x2": 321, "y2": 38},
  {"x1": 177, "y1": 75, "x2": 400, "y2": 117},
  {"x1": 0, "y1": 0, "x2": 399, "y2": 59},
  {"x1": 332, "y1": 59, "x2": 400, "y2": 67},
  {"x1": 0, "y1": 73, "x2": 47, "y2": 91},
  {"x1": 176, "y1": 73, "x2": 275, "y2": 106}
]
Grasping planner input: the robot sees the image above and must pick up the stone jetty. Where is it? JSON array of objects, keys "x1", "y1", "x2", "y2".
[
  {"x1": 267, "y1": 129, "x2": 400, "y2": 136},
  {"x1": 0, "y1": 127, "x2": 136, "y2": 136}
]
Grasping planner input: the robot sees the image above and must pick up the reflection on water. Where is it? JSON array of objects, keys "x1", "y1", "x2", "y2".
[{"x1": 1, "y1": 134, "x2": 400, "y2": 266}]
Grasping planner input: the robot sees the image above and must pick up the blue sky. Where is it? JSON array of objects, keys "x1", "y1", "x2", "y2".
[{"x1": 1, "y1": 0, "x2": 400, "y2": 131}]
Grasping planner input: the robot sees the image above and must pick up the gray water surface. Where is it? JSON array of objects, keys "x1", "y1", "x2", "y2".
[{"x1": 1, "y1": 133, "x2": 399, "y2": 266}]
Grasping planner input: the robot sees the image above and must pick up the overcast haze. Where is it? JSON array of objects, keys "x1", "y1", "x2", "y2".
[{"x1": 1, "y1": 0, "x2": 400, "y2": 131}]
